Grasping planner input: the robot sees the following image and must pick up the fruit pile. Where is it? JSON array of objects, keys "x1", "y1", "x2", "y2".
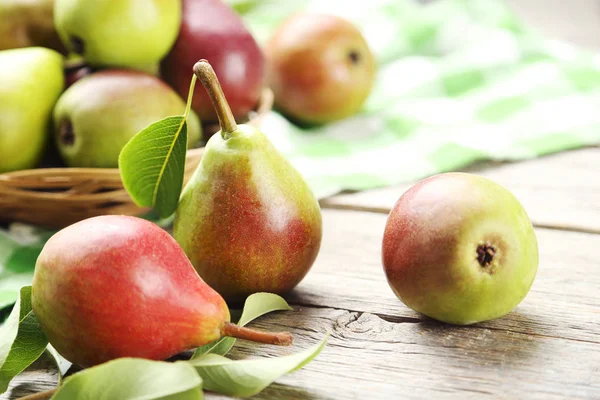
[
  {"x1": 0, "y1": 1, "x2": 540, "y2": 398},
  {"x1": 0, "y1": 0, "x2": 376, "y2": 173}
]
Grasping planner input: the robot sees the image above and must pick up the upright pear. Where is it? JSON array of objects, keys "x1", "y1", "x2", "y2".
[
  {"x1": 54, "y1": 0, "x2": 181, "y2": 68},
  {"x1": 54, "y1": 69, "x2": 202, "y2": 168},
  {"x1": 0, "y1": 47, "x2": 64, "y2": 173},
  {"x1": 173, "y1": 61, "x2": 322, "y2": 302},
  {"x1": 32, "y1": 215, "x2": 292, "y2": 368}
]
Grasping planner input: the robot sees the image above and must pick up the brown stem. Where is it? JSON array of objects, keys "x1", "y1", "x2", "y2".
[
  {"x1": 222, "y1": 322, "x2": 293, "y2": 346},
  {"x1": 193, "y1": 60, "x2": 238, "y2": 140},
  {"x1": 17, "y1": 389, "x2": 57, "y2": 400}
]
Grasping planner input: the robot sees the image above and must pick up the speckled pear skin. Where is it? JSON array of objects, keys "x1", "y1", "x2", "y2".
[
  {"x1": 173, "y1": 124, "x2": 322, "y2": 302},
  {"x1": 32, "y1": 215, "x2": 230, "y2": 368}
]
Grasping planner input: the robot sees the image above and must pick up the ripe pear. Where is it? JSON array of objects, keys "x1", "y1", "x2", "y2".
[
  {"x1": 161, "y1": 0, "x2": 265, "y2": 123},
  {"x1": 266, "y1": 13, "x2": 376, "y2": 125},
  {"x1": 382, "y1": 173, "x2": 539, "y2": 325},
  {"x1": 0, "y1": 47, "x2": 64, "y2": 173},
  {"x1": 32, "y1": 215, "x2": 293, "y2": 368},
  {"x1": 0, "y1": 0, "x2": 65, "y2": 52},
  {"x1": 54, "y1": 0, "x2": 181, "y2": 68},
  {"x1": 173, "y1": 61, "x2": 322, "y2": 302},
  {"x1": 54, "y1": 69, "x2": 202, "y2": 168}
]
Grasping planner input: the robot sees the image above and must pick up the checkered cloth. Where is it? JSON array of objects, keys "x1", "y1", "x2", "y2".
[{"x1": 2, "y1": 0, "x2": 600, "y2": 306}]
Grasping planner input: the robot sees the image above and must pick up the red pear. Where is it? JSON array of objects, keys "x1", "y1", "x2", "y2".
[
  {"x1": 382, "y1": 173, "x2": 539, "y2": 325},
  {"x1": 31, "y1": 215, "x2": 292, "y2": 368},
  {"x1": 160, "y1": 0, "x2": 265, "y2": 124},
  {"x1": 265, "y1": 13, "x2": 376, "y2": 125}
]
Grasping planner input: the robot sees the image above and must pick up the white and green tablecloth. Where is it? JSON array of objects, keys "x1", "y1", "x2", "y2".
[{"x1": 2, "y1": 0, "x2": 600, "y2": 307}]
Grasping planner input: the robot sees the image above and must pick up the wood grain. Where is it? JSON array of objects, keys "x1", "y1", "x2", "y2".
[
  {"x1": 3, "y1": 209, "x2": 598, "y2": 399},
  {"x1": 321, "y1": 147, "x2": 600, "y2": 233}
]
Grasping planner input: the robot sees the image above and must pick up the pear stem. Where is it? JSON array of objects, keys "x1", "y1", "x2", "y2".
[
  {"x1": 17, "y1": 389, "x2": 57, "y2": 400},
  {"x1": 193, "y1": 59, "x2": 237, "y2": 140},
  {"x1": 222, "y1": 322, "x2": 293, "y2": 346}
]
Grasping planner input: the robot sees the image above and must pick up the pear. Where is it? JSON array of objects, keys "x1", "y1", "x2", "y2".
[
  {"x1": 54, "y1": 69, "x2": 202, "y2": 168},
  {"x1": 0, "y1": 47, "x2": 64, "y2": 173},
  {"x1": 266, "y1": 13, "x2": 376, "y2": 125},
  {"x1": 160, "y1": 0, "x2": 265, "y2": 123},
  {"x1": 54, "y1": 0, "x2": 181, "y2": 68},
  {"x1": 0, "y1": 0, "x2": 65, "y2": 52},
  {"x1": 173, "y1": 61, "x2": 323, "y2": 302},
  {"x1": 382, "y1": 173, "x2": 539, "y2": 325},
  {"x1": 32, "y1": 215, "x2": 292, "y2": 368}
]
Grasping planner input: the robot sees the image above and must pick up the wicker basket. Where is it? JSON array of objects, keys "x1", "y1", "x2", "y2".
[{"x1": 0, "y1": 88, "x2": 274, "y2": 229}]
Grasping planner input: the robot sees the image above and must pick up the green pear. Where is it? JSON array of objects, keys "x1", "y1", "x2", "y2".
[
  {"x1": 54, "y1": 69, "x2": 202, "y2": 168},
  {"x1": 0, "y1": 47, "x2": 64, "y2": 173},
  {"x1": 54, "y1": 0, "x2": 181, "y2": 68},
  {"x1": 0, "y1": 0, "x2": 65, "y2": 52},
  {"x1": 173, "y1": 61, "x2": 322, "y2": 302}
]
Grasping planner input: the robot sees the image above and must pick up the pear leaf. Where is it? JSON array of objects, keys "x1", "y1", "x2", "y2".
[
  {"x1": 119, "y1": 115, "x2": 188, "y2": 218},
  {"x1": 0, "y1": 286, "x2": 48, "y2": 394},
  {"x1": 189, "y1": 333, "x2": 328, "y2": 398},
  {"x1": 53, "y1": 358, "x2": 203, "y2": 400},
  {"x1": 192, "y1": 293, "x2": 293, "y2": 358}
]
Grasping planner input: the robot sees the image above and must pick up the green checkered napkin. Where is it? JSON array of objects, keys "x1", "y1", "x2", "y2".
[{"x1": 2, "y1": 0, "x2": 600, "y2": 306}]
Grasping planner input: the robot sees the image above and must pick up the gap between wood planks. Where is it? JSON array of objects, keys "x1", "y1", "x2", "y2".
[
  {"x1": 319, "y1": 146, "x2": 600, "y2": 235},
  {"x1": 319, "y1": 202, "x2": 600, "y2": 235}
]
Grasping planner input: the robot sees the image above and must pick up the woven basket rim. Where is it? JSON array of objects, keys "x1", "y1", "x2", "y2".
[{"x1": 0, "y1": 87, "x2": 274, "y2": 229}]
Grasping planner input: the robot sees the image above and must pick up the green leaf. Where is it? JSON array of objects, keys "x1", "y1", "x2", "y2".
[
  {"x1": 53, "y1": 358, "x2": 203, "y2": 400},
  {"x1": 192, "y1": 293, "x2": 293, "y2": 358},
  {"x1": 189, "y1": 333, "x2": 328, "y2": 398},
  {"x1": 0, "y1": 286, "x2": 48, "y2": 394},
  {"x1": 118, "y1": 115, "x2": 188, "y2": 218}
]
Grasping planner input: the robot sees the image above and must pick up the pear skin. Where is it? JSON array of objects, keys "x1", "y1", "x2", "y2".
[
  {"x1": 161, "y1": 0, "x2": 265, "y2": 123},
  {"x1": 173, "y1": 61, "x2": 322, "y2": 302},
  {"x1": 382, "y1": 173, "x2": 539, "y2": 325},
  {"x1": 0, "y1": 47, "x2": 64, "y2": 173},
  {"x1": 54, "y1": 0, "x2": 181, "y2": 67},
  {"x1": 54, "y1": 69, "x2": 202, "y2": 168},
  {"x1": 266, "y1": 13, "x2": 376, "y2": 125}
]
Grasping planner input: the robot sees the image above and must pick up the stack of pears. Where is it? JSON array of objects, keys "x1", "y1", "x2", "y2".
[{"x1": 0, "y1": 0, "x2": 269, "y2": 172}]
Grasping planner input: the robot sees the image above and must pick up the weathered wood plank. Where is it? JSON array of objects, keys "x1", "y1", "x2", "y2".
[
  {"x1": 321, "y1": 147, "x2": 600, "y2": 233},
  {"x1": 2, "y1": 353, "x2": 58, "y2": 400},
  {"x1": 4, "y1": 209, "x2": 599, "y2": 399},
  {"x1": 8, "y1": 306, "x2": 599, "y2": 400},
  {"x1": 208, "y1": 306, "x2": 600, "y2": 400},
  {"x1": 286, "y1": 209, "x2": 600, "y2": 344}
]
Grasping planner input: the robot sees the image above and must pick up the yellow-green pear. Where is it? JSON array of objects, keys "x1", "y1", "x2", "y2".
[
  {"x1": 0, "y1": 47, "x2": 65, "y2": 173},
  {"x1": 54, "y1": 0, "x2": 181, "y2": 68},
  {"x1": 54, "y1": 69, "x2": 202, "y2": 168}
]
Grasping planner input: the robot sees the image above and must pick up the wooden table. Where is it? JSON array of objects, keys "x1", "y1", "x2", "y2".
[{"x1": 4, "y1": 1, "x2": 600, "y2": 399}]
